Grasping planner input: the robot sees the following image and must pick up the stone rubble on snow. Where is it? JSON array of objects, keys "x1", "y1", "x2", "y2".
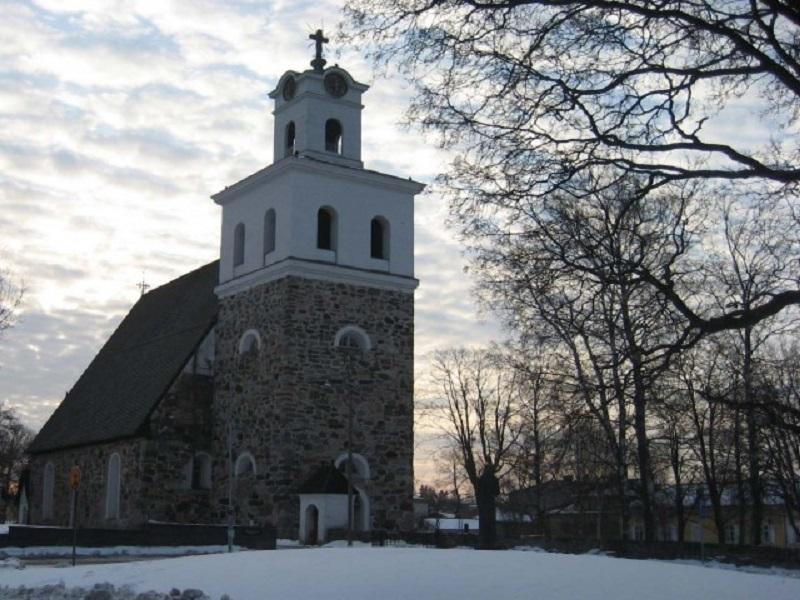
[
  {"x1": 0, "y1": 557, "x2": 24, "y2": 569},
  {"x1": 0, "y1": 582, "x2": 229, "y2": 600}
]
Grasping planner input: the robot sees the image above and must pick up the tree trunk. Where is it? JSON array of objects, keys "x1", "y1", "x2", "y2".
[
  {"x1": 743, "y1": 327, "x2": 763, "y2": 545},
  {"x1": 633, "y1": 395, "x2": 655, "y2": 541},
  {"x1": 734, "y1": 404, "x2": 747, "y2": 546},
  {"x1": 671, "y1": 440, "x2": 685, "y2": 543},
  {"x1": 475, "y1": 470, "x2": 500, "y2": 549}
]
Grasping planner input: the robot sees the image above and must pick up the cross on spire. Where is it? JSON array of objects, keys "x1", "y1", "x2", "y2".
[
  {"x1": 309, "y1": 28, "x2": 329, "y2": 72},
  {"x1": 136, "y1": 274, "x2": 150, "y2": 298}
]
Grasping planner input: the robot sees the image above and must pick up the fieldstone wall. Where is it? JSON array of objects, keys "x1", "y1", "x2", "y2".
[
  {"x1": 26, "y1": 439, "x2": 145, "y2": 529},
  {"x1": 139, "y1": 372, "x2": 215, "y2": 524},
  {"x1": 26, "y1": 370, "x2": 214, "y2": 529},
  {"x1": 212, "y1": 275, "x2": 415, "y2": 538},
  {"x1": 27, "y1": 273, "x2": 415, "y2": 539}
]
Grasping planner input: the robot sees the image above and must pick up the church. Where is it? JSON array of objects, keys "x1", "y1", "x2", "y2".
[{"x1": 25, "y1": 34, "x2": 423, "y2": 543}]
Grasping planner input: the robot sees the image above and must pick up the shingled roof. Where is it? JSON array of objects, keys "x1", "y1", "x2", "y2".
[
  {"x1": 299, "y1": 463, "x2": 350, "y2": 495},
  {"x1": 29, "y1": 261, "x2": 219, "y2": 454}
]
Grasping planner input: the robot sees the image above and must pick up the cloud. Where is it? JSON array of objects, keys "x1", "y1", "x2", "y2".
[{"x1": 0, "y1": 0, "x2": 503, "y2": 486}]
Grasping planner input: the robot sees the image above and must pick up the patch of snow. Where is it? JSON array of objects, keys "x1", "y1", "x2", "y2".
[
  {"x1": 665, "y1": 558, "x2": 800, "y2": 580},
  {"x1": 0, "y1": 557, "x2": 24, "y2": 569},
  {"x1": 2, "y1": 546, "x2": 800, "y2": 600},
  {"x1": 320, "y1": 540, "x2": 372, "y2": 548},
  {"x1": 423, "y1": 517, "x2": 480, "y2": 531}
]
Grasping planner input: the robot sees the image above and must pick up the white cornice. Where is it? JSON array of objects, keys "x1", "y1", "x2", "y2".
[
  {"x1": 211, "y1": 156, "x2": 425, "y2": 205},
  {"x1": 272, "y1": 92, "x2": 364, "y2": 115},
  {"x1": 214, "y1": 257, "x2": 419, "y2": 298},
  {"x1": 268, "y1": 67, "x2": 370, "y2": 99}
]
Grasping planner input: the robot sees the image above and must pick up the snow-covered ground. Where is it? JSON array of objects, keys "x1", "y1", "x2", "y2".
[{"x1": 3, "y1": 545, "x2": 800, "y2": 600}]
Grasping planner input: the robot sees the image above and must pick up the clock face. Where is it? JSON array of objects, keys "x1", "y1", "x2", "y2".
[
  {"x1": 282, "y1": 77, "x2": 296, "y2": 101},
  {"x1": 324, "y1": 73, "x2": 348, "y2": 98}
]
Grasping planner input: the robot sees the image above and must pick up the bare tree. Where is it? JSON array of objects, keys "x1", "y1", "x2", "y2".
[
  {"x1": 0, "y1": 405, "x2": 33, "y2": 521},
  {"x1": 500, "y1": 345, "x2": 571, "y2": 536},
  {"x1": 0, "y1": 263, "x2": 23, "y2": 340},
  {"x1": 430, "y1": 347, "x2": 522, "y2": 547},
  {"x1": 650, "y1": 376, "x2": 696, "y2": 544},
  {"x1": 705, "y1": 196, "x2": 798, "y2": 543},
  {"x1": 460, "y1": 176, "x2": 692, "y2": 540},
  {"x1": 676, "y1": 348, "x2": 738, "y2": 545},
  {"x1": 343, "y1": 0, "x2": 800, "y2": 340},
  {"x1": 434, "y1": 446, "x2": 467, "y2": 517},
  {"x1": 761, "y1": 343, "x2": 800, "y2": 543}
]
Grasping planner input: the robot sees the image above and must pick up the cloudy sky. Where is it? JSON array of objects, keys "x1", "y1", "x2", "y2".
[{"x1": 0, "y1": 0, "x2": 502, "y2": 485}]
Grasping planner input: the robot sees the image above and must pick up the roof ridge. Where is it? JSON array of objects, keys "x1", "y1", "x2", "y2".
[
  {"x1": 143, "y1": 260, "x2": 219, "y2": 296},
  {"x1": 29, "y1": 260, "x2": 220, "y2": 454}
]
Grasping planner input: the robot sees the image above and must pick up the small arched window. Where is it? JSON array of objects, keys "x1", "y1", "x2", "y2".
[
  {"x1": 325, "y1": 119, "x2": 342, "y2": 154},
  {"x1": 233, "y1": 223, "x2": 245, "y2": 267},
  {"x1": 105, "y1": 453, "x2": 121, "y2": 520},
  {"x1": 42, "y1": 462, "x2": 55, "y2": 519},
  {"x1": 285, "y1": 121, "x2": 296, "y2": 157},
  {"x1": 235, "y1": 452, "x2": 256, "y2": 478},
  {"x1": 334, "y1": 325, "x2": 371, "y2": 352},
  {"x1": 335, "y1": 452, "x2": 370, "y2": 480},
  {"x1": 317, "y1": 207, "x2": 336, "y2": 251},
  {"x1": 264, "y1": 209, "x2": 276, "y2": 256},
  {"x1": 370, "y1": 217, "x2": 389, "y2": 260},
  {"x1": 192, "y1": 452, "x2": 212, "y2": 490},
  {"x1": 238, "y1": 329, "x2": 261, "y2": 357}
]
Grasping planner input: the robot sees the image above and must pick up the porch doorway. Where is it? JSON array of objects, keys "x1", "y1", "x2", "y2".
[{"x1": 305, "y1": 504, "x2": 319, "y2": 545}]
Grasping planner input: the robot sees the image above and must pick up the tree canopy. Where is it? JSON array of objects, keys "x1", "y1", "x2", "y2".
[{"x1": 342, "y1": 0, "x2": 800, "y2": 339}]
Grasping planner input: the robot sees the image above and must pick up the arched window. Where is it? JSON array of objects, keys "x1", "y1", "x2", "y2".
[
  {"x1": 264, "y1": 209, "x2": 276, "y2": 256},
  {"x1": 233, "y1": 223, "x2": 245, "y2": 267},
  {"x1": 192, "y1": 452, "x2": 212, "y2": 490},
  {"x1": 370, "y1": 217, "x2": 389, "y2": 260},
  {"x1": 235, "y1": 452, "x2": 256, "y2": 478},
  {"x1": 42, "y1": 462, "x2": 55, "y2": 519},
  {"x1": 335, "y1": 452, "x2": 370, "y2": 480},
  {"x1": 238, "y1": 329, "x2": 261, "y2": 357},
  {"x1": 325, "y1": 119, "x2": 342, "y2": 154},
  {"x1": 285, "y1": 121, "x2": 296, "y2": 157},
  {"x1": 317, "y1": 207, "x2": 336, "y2": 251},
  {"x1": 105, "y1": 453, "x2": 121, "y2": 520},
  {"x1": 334, "y1": 325, "x2": 371, "y2": 352}
]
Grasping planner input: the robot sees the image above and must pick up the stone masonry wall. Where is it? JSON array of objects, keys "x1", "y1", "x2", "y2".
[
  {"x1": 212, "y1": 275, "x2": 415, "y2": 538},
  {"x1": 27, "y1": 370, "x2": 215, "y2": 529},
  {"x1": 27, "y1": 439, "x2": 144, "y2": 529},
  {"x1": 137, "y1": 371, "x2": 215, "y2": 524}
]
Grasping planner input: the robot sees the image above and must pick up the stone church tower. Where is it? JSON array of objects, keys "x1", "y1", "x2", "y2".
[
  {"x1": 24, "y1": 37, "x2": 422, "y2": 544},
  {"x1": 210, "y1": 41, "x2": 423, "y2": 540}
]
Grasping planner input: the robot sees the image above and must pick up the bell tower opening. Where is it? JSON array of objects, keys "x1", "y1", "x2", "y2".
[
  {"x1": 325, "y1": 119, "x2": 343, "y2": 154},
  {"x1": 285, "y1": 122, "x2": 296, "y2": 157},
  {"x1": 317, "y1": 207, "x2": 337, "y2": 251},
  {"x1": 268, "y1": 32, "x2": 369, "y2": 167}
]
